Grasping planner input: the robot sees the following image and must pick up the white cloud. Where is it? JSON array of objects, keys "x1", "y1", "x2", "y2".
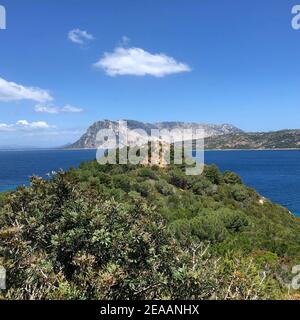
[
  {"x1": 0, "y1": 123, "x2": 10, "y2": 130},
  {"x1": 68, "y1": 29, "x2": 95, "y2": 45},
  {"x1": 0, "y1": 120, "x2": 55, "y2": 132},
  {"x1": 34, "y1": 105, "x2": 59, "y2": 114},
  {"x1": 0, "y1": 77, "x2": 53, "y2": 102},
  {"x1": 61, "y1": 105, "x2": 83, "y2": 113},
  {"x1": 93, "y1": 47, "x2": 191, "y2": 77},
  {"x1": 35, "y1": 104, "x2": 83, "y2": 114}
]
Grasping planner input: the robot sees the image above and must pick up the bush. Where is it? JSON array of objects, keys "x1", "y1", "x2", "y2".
[
  {"x1": 155, "y1": 180, "x2": 175, "y2": 196},
  {"x1": 203, "y1": 165, "x2": 223, "y2": 185},
  {"x1": 192, "y1": 179, "x2": 217, "y2": 196},
  {"x1": 190, "y1": 214, "x2": 229, "y2": 243},
  {"x1": 168, "y1": 219, "x2": 192, "y2": 243},
  {"x1": 231, "y1": 184, "x2": 248, "y2": 202},
  {"x1": 133, "y1": 181, "x2": 154, "y2": 197},
  {"x1": 137, "y1": 167, "x2": 158, "y2": 180},
  {"x1": 223, "y1": 171, "x2": 242, "y2": 184},
  {"x1": 112, "y1": 175, "x2": 132, "y2": 192},
  {"x1": 219, "y1": 208, "x2": 249, "y2": 232},
  {"x1": 0, "y1": 175, "x2": 176, "y2": 299},
  {"x1": 0, "y1": 192, "x2": 8, "y2": 207},
  {"x1": 168, "y1": 170, "x2": 191, "y2": 189}
]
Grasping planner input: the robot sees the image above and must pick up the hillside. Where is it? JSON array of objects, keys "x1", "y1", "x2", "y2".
[
  {"x1": 1, "y1": 159, "x2": 300, "y2": 299},
  {"x1": 205, "y1": 130, "x2": 300, "y2": 150},
  {"x1": 68, "y1": 121, "x2": 300, "y2": 150},
  {"x1": 69, "y1": 120, "x2": 242, "y2": 149}
]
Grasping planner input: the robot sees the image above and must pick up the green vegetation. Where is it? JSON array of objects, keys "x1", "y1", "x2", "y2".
[
  {"x1": 204, "y1": 129, "x2": 300, "y2": 150},
  {"x1": 1, "y1": 160, "x2": 300, "y2": 300}
]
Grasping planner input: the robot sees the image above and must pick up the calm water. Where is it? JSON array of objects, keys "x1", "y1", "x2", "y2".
[
  {"x1": 205, "y1": 150, "x2": 300, "y2": 216},
  {"x1": 0, "y1": 150, "x2": 96, "y2": 192},
  {"x1": 0, "y1": 149, "x2": 299, "y2": 216}
]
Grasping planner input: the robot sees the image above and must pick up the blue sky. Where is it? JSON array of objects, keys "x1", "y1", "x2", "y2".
[{"x1": 0, "y1": 0, "x2": 300, "y2": 147}]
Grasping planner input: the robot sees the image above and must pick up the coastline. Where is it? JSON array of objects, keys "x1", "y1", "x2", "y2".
[
  {"x1": 64, "y1": 147, "x2": 300, "y2": 152},
  {"x1": 1, "y1": 147, "x2": 300, "y2": 154},
  {"x1": 0, "y1": 148, "x2": 299, "y2": 218},
  {"x1": 205, "y1": 148, "x2": 300, "y2": 151}
]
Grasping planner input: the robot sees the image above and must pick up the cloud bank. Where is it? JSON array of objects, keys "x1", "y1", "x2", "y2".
[
  {"x1": 0, "y1": 120, "x2": 55, "y2": 132},
  {"x1": 35, "y1": 104, "x2": 83, "y2": 114},
  {"x1": 94, "y1": 47, "x2": 191, "y2": 77},
  {"x1": 0, "y1": 77, "x2": 53, "y2": 102}
]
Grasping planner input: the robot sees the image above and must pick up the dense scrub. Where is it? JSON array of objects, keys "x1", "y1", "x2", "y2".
[{"x1": 1, "y1": 161, "x2": 300, "y2": 299}]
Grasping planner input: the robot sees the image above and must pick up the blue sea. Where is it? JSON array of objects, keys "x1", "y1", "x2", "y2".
[
  {"x1": 0, "y1": 149, "x2": 299, "y2": 217},
  {"x1": 205, "y1": 150, "x2": 300, "y2": 217}
]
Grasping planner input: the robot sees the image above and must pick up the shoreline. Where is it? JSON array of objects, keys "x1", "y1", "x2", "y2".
[
  {"x1": 205, "y1": 148, "x2": 300, "y2": 151},
  {"x1": 1, "y1": 147, "x2": 300, "y2": 152},
  {"x1": 65, "y1": 147, "x2": 300, "y2": 152},
  {"x1": 0, "y1": 148, "x2": 299, "y2": 218}
]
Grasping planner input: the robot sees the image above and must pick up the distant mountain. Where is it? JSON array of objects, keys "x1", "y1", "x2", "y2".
[
  {"x1": 68, "y1": 120, "x2": 243, "y2": 149},
  {"x1": 204, "y1": 129, "x2": 300, "y2": 150},
  {"x1": 0, "y1": 145, "x2": 43, "y2": 151}
]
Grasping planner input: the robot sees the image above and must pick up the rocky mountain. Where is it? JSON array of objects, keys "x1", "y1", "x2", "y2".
[
  {"x1": 204, "y1": 129, "x2": 300, "y2": 150},
  {"x1": 69, "y1": 120, "x2": 242, "y2": 149}
]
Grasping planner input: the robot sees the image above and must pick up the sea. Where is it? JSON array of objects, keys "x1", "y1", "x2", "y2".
[{"x1": 0, "y1": 149, "x2": 299, "y2": 217}]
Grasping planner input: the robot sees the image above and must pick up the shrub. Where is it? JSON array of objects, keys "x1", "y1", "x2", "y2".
[
  {"x1": 133, "y1": 181, "x2": 154, "y2": 197},
  {"x1": 219, "y1": 208, "x2": 249, "y2": 232},
  {"x1": 155, "y1": 180, "x2": 175, "y2": 196},
  {"x1": 192, "y1": 179, "x2": 217, "y2": 196},
  {"x1": 223, "y1": 171, "x2": 242, "y2": 184},
  {"x1": 190, "y1": 214, "x2": 229, "y2": 243},
  {"x1": 168, "y1": 170, "x2": 191, "y2": 189},
  {"x1": 0, "y1": 175, "x2": 176, "y2": 299},
  {"x1": 231, "y1": 184, "x2": 248, "y2": 202},
  {"x1": 203, "y1": 165, "x2": 223, "y2": 185},
  {"x1": 112, "y1": 175, "x2": 132, "y2": 192},
  {"x1": 137, "y1": 167, "x2": 158, "y2": 180}
]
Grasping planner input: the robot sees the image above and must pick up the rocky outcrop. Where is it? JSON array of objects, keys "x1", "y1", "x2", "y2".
[{"x1": 68, "y1": 120, "x2": 242, "y2": 149}]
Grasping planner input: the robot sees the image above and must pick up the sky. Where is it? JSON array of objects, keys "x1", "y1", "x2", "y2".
[{"x1": 0, "y1": 0, "x2": 300, "y2": 147}]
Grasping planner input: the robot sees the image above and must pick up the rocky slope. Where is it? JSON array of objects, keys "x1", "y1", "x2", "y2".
[{"x1": 69, "y1": 120, "x2": 242, "y2": 149}]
